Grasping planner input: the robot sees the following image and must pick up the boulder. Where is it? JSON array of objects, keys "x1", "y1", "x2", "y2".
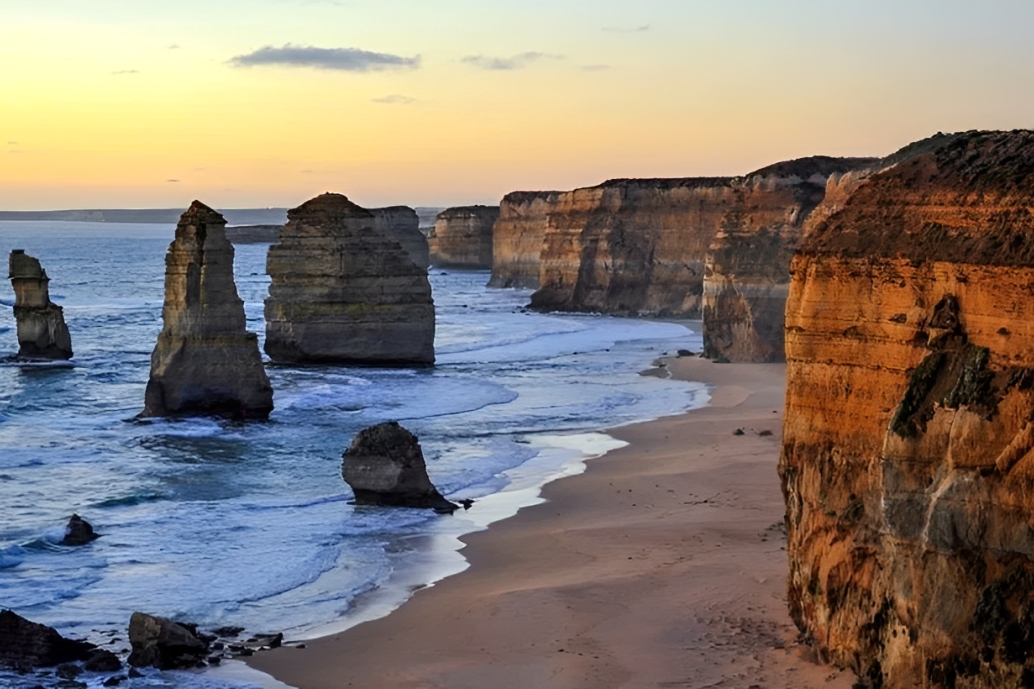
[
  {"x1": 127, "y1": 612, "x2": 208, "y2": 669},
  {"x1": 0, "y1": 610, "x2": 94, "y2": 668},
  {"x1": 7, "y1": 250, "x2": 73, "y2": 360},
  {"x1": 60, "y1": 514, "x2": 98, "y2": 546},
  {"x1": 264, "y1": 193, "x2": 435, "y2": 365},
  {"x1": 342, "y1": 422, "x2": 456, "y2": 510},
  {"x1": 141, "y1": 201, "x2": 273, "y2": 419},
  {"x1": 428, "y1": 205, "x2": 499, "y2": 268}
]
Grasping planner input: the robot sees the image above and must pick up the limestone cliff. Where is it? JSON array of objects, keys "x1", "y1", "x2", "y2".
[
  {"x1": 371, "y1": 206, "x2": 429, "y2": 270},
  {"x1": 8, "y1": 250, "x2": 73, "y2": 360},
  {"x1": 701, "y1": 157, "x2": 877, "y2": 362},
  {"x1": 780, "y1": 130, "x2": 1034, "y2": 688},
  {"x1": 487, "y1": 191, "x2": 562, "y2": 289},
  {"x1": 142, "y1": 201, "x2": 273, "y2": 419},
  {"x1": 428, "y1": 205, "x2": 500, "y2": 268},
  {"x1": 264, "y1": 193, "x2": 435, "y2": 365}
]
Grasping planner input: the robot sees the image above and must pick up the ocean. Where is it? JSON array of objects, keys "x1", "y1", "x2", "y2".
[{"x1": 0, "y1": 220, "x2": 706, "y2": 688}]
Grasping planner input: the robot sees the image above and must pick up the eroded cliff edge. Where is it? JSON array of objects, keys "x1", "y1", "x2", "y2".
[
  {"x1": 264, "y1": 193, "x2": 435, "y2": 365},
  {"x1": 142, "y1": 201, "x2": 273, "y2": 419},
  {"x1": 780, "y1": 130, "x2": 1034, "y2": 688}
]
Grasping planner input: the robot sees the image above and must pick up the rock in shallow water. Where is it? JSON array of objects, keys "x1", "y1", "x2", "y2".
[
  {"x1": 127, "y1": 612, "x2": 208, "y2": 669},
  {"x1": 7, "y1": 250, "x2": 73, "y2": 360},
  {"x1": 0, "y1": 610, "x2": 94, "y2": 669},
  {"x1": 60, "y1": 514, "x2": 98, "y2": 546},
  {"x1": 342, "y1": 422, "x2": 457, "y2": 511},
  {"x1": 141, "y1": 200, "x2": 273, "y2": 420}
]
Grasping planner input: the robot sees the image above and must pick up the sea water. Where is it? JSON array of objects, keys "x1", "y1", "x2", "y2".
[{"x1": 0, "y1": 221, "x2": 706, "y2": 688}]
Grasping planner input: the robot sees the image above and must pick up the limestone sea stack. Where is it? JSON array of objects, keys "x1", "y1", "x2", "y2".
[
  {"x1": 142, "y1": 201, "x2": 273, "y2": 419},
  {"x1": 487, "y1": 191, "x2": 562, "y2": 289},
  {"x1": 7, "y1": 250, "x2": 73, "y2": 360},
  {"x1": 341, "y1": 421, "x2": 457, "y2": 511},
  {"x1": 264, "y1": 193, "x2": 435, "y2": 365},
  {"x1": 700, "y1": 156, "x2": 877, "y2": 362},
  {"x1": 371, "y1": 206, "x2": 429, "y2": 270},
  {"x1": 780, "y1": 130, "x2": 1034, "y2": 687},
  {"x1": 428, "y1": 205, "x2": 500, "y2": 268}
]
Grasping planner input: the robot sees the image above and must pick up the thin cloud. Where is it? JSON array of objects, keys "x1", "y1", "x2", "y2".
[
  {"x1": 603, "y1": 24, "x2": 650, "y2": 33},
  {"x1": 229, "y1": 44, "x2": 420, "y2": 72},
  {"x1": 167, "y1": 179, "x2": 180, "y2": 183},
  {"x1": 582, "y1": 64, "x2": 611, "y2": 71},
  {"x1": 7, "y1": 141, "x2": 18, "y2": 145},
  {"x1": 168, "y1": 44, "x2": 180, "y2": 50},
  {"x1": 372, "y1": 94, "x2": 417, "y2": 105},
  {"x1": 111, "y1": 69, "x2": 140, "y2": 75},
  {"x1": 460, "y1": 52, "x2": 563, "y2": 71}
]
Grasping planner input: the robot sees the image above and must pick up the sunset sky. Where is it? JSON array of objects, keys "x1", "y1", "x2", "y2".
[{"x1": 2, "y1": 0, "x2": 1033, "y2": 210}]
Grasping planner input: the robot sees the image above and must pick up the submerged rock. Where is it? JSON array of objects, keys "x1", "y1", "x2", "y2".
[
  {"x1": 8, "y1": 250, "x2": 73, "y2": 360},
  {"x1": 342, "y1": 422, "x2": 457, "y2": 511},
  {"x1": 428, "y1": 205, "x2": 500, "y2": 268},
  {"x1": 0, "y1": 610, "x2": 95, "y2": 668},
  {"x1": 127, "y1": 612, "x2": 208, "y2": 669},
  {"x1": 264, "y1": 193, "x2": 435, "y2": 365},
  {"x1": 141, "y1": 201, "x2": 273, "y2": 419},
  {"x1": 781, "y1": 130, "x2": 1034, "y2": 687},
  {"x1": 60, "y1": 514, "x2": 98, "y2": 546}
]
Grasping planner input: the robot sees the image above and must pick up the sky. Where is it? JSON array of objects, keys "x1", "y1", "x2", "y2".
[{"x1": 2, "y1": 0, "x2": 1034, "y2": 210}]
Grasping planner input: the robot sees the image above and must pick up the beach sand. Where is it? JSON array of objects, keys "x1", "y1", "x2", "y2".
[{"x1": 247, "y1": 357, "x2": 856, "y2": 688}]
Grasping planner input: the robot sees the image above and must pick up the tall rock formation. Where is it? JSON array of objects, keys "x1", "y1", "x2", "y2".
[
  {"x1": 701, "y1": 156, "x2": 877, "y2": 363},
  {"x1": 530, "y1": 178, "x2": 741, "y2": 316},
  {"x1": 487, "y1": 191, "x2": 562, "y2": 289},
  {"x1": 142, "y1": 201, "x2": 273, "y2": 419},
  {"x1": 371, "y1": 206, "x2": 429, "y2": 270},
  {"x1": 264, "y1": 193, "x2": 435, "y2": 365},
  {"x1": 780, "y1": 130, "x2": 1034, "y2": 688},
  {"x1": 7, "y1": 250, "x2": 73, "y2": 360},
  {"x1": 428, "y1": 205, "x2": 500, "y2": 268}
]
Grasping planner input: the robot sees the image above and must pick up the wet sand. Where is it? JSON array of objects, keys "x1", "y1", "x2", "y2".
[{"x1": 247, "y1": 357, "x2": 856, "y2": 689}]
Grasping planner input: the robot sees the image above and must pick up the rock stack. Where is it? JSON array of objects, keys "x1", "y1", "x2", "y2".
[
  {"x1": 142, "y1": 201, "x2": 273, "y2": 419},
  {"x1": 7, "y1": 250, "x2": 73, "y2": 360},
  {"x1": 264, "y1": 193, "x2": 435, "y2": 365},
  {"x1": 371, "y1": 206, "x2": 429, "y2": 270},
  {"x1": 781, "y1": 130, "x2": 1034, "y2": 688},
  {"x1": 428, "y1": 205, "x2": 500, "y2": 268},
  {"x1": 487, "y1": 191, "x2": 562, "y2": 289}
]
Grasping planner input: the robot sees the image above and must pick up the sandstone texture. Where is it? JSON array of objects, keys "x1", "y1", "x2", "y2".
[
  {"x1": 128, "y1": 612, "x2": 208, "y2": 669},
  {"x1": 0, "y1": 610, "x2": 95, "y2": 668},
  {"x1": 701, "y1": 156, "x2": 877, "y2": 363},
  {"x1": 8, "y1": 250, "x2": 73, "y2": 359},
  {"x1": 780, "y1": 130, "x2": 1034, "y2": 688},
  {"x1": 371, "y1": 206, "x2": 429, "y2": 270},
  {"x1": 142, "y1": 201, "x2": 273, "y2": 419},
  {"x1": 487, "y1": 191, "x2": 562, "y2": 289},
  {"x1": 428, "y1": 205, "x2": 500, "y2": 268},
  {"x1": 342, "y1": 421, "x2": 456, "y2": 511},
  {"x1": 264, "y1": 193, "x2": 435, "y2": 365}
]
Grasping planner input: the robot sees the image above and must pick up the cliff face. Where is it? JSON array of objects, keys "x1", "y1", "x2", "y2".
[
  {"x1": 8, "y1": 250, "x2": 73, "y2": 360},
  {"x1": 487, "y1": 191, "x2": 562, "y2": 289},
  {"x1": 780, "y1": 131, "x2": 1034, "y2": 688},
  {"x1": 371, "y1": 206, "x2": 429, "y2": 270},
  {"x1": 265, "y1": 193, "x2": 435, "y2": 365},
  {"x1": 701, "y1": 157, "x2": 878, "y2": 363},
  {"x1": 428, "y1": 205, "x2": 500, "y2": 268},
  {"x1": 142, "y1": 201, "x2": 273, "y2": 419}
]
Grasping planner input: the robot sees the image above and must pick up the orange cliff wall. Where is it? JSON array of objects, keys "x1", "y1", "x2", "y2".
[
  {"x1": 428, "y1": 205, "x2": 500, "y2": 269},
  {"x1": 487, "y1": 191, "x2": 561, "y2": 289},
  {"x1": 780, "y1": 130, "x2": 1034, "y2": 688}
]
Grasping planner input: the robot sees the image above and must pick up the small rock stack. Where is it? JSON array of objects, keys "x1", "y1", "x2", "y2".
[{"x1": 8, "y1": 250, "x2": 73, "y2": 360}]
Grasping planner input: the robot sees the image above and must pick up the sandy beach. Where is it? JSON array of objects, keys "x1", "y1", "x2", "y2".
[{"x1": 247, "y1": 357, "x2": 857, "y2": 689}]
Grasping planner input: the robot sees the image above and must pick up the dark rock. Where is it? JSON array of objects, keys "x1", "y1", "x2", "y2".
[
  {"x1": 55, "y1": 664, "x2": 82, "y2": 680},
  {"x1": 342, "y1": 422, "x2": 458, "y2": 511},
  {"x1": 677, "y1": 349, "x2": 693, "y2": 357},
  {"x1": 758, "y1": 430, "x2": 773, "y2": 437},
  {"x1": 60, "y1": 515, "x2": 98, "y2": 546},
  {"x1": 460, "y1": 499, "x2": 475, "y2": 510},
  {"x1": 207, "y1": 655, "x2": 221, "y2": 665},
  {"x1": 127, "y1": 612, "x2": 208, "y2": 670},
  {"x1": 0, "y1": 610, "x2": 95, "y2": 668},
  {"x1": 733, "y1": 428, "x2": 745, "y2": 436},
  {"x1": 245, "y1": 633, "x2": 282, "y2": 650},
  {"x1": 127, "y1": 667, "x2": 143, "y2": 678},
  {"x1": 83, "y1": 649, "x2": 121, "y2": 673},
  {"x1": 103, "y1": 676, "x2": 126, "y2": 687}
]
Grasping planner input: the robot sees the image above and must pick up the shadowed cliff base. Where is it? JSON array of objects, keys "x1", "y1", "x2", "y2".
[{"x1": 781, "y1": 129, "x2": 1034, "y2": 688}]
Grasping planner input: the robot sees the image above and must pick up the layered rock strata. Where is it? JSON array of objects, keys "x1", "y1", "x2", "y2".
[
  {"x1": 428, "y1": 205, "x2": 500, "y2": 268},
  {"x1": 8, "y1": 250, "x2": 73, "y2": 359},
  {"x1": 487, "y1": 191, "x2": 562, "y2": 289},
  {"x1": 142, "y1": 201, "x2": 273, "y2": 419},
  {"x1": 780, "y1": 130, "x2": 1034, "y2": 688},
  {"x1": 701, "y1": 156, "x2": 878, "y2": 362},
  {"x1": 342, "y1": 421, "x2": 456, "y2": 511},
  {"x1": 371, "y1": 206, "x2": 429, "y2": 270},
  {"x1": 264, "y1": 193, "x2": 435, "y2": 365}
]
